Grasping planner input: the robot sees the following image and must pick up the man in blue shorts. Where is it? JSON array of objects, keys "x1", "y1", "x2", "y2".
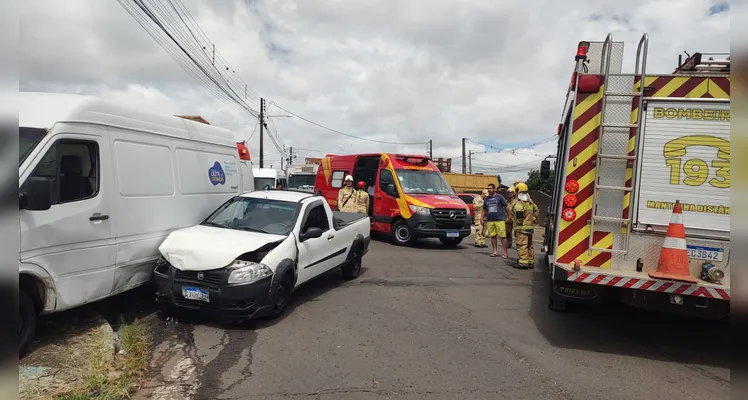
[{"x1": 480, "y1": 183, "x2": 509, "y2": 258}]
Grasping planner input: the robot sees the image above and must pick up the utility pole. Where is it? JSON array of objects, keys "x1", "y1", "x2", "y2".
[
  {"x1": 287, "y1": 146, "x2": 294, "y2": 166},
  {"x1": 259, "y1": 97, "x2": 265, "y2": 168},
  {"x1": 428, "y1": 140, "x2": 433, "y2": 159},
  {"x1": 212, "y1": 44, "x2": 215, "y2": 66},
  {"x1": 468, "y1": 150, "x2": 473, "y2": 174},
  {"x1": 461, "y1": 138, "x2": 466, "y2": 173}
]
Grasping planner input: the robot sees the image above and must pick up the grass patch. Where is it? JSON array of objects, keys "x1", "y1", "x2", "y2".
[{"x1": 58, "y1": 320, "x2": 150, "y2": 400}]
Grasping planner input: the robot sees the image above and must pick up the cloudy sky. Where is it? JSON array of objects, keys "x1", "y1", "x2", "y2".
[{"x1": 19, "y1": 0, "x2": 730, "y2": 182}]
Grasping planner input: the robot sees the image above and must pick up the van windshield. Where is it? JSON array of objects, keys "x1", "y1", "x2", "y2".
[
  {"x1": 254, "y1": 177, "x2": 277, "y2": 190},
  {"x1": 395, "y1": 170, "x2": 454, "y2": 195},
  {"x1": 20, "y1": 127, "x2": 48, "y2": 165},
  {"x1": 201, "y1": 196, "x2": 300, "y2": 236}
]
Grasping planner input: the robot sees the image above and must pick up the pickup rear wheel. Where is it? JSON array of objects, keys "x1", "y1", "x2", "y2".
[
  {"x1": 391, "y1": 220, "x2": 414, "y2": 246},
  {"x1": 342, "y1": 247, "x2": 363, "y2": 280}
]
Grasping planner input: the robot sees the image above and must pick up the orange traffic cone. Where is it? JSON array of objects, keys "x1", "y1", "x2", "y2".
[{"x1": 648, "y1": 200, "x2": 698, "y2": 283}]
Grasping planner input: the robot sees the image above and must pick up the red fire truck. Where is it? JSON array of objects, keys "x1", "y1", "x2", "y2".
[
  {"x1": 541, "y1": 33, "x2": 730, "y2": 318},
  {"x1": 314, "y1": 153, "x2": 472, "y2": 246}
]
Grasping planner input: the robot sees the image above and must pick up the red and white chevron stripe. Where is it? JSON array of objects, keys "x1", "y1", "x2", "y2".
[{"x1": 567, "y1": 271, "x2": 731, "y2": 300}]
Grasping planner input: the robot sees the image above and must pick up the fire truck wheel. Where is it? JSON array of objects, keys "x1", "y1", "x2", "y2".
[
  {"x1": 548, "y1": 296, "x2": 568, "y2": 312},
  {"x1": 391, "y1": 220, "x2": 414, "y2": 246}
]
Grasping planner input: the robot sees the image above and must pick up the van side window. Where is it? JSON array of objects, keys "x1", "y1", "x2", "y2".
[
  {"x1": 458, "y1": 195, "x2": 474, "y2": 204},
  {"x1": 302, "y1": 204, "x2": 329, "y2": 233},
  {"x1": 23, "y1": 140, "x2": 100, "y2": 205},
  {"x1": 331, "y1": 170, "x2": 348, "y2": 188},
  {"x1": 379, "y1": 169, "x2": 394, "y2": 188}
]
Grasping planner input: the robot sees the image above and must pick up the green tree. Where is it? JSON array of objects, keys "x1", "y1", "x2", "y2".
[{"x1": 525, "y1": 168, "x2": 555, "y2": 195}]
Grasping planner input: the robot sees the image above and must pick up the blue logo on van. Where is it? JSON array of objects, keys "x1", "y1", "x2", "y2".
[{"x1": 209, "y1": 162, "x2": 226, "y2": 186}]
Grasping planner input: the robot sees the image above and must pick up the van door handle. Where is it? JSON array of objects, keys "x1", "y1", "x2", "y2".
[
  {"x1": 327, "y1": 234, "x2": 334, "y2": 240},
  {"x1": 89, "y1": 213, "x2": 109, "y2": 221}
]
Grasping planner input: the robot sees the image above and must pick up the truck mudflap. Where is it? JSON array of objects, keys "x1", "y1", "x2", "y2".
[{"x1": 551, "y1": 263, "x2": 730, "y2": 301}]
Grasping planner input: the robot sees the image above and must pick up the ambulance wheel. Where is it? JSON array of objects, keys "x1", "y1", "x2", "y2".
[
  {"x1": 548, "y1": 295, "x2": 568, "y2": 312},
  {"x1": 391, "y1": 220, "x2": 414, "y2": 246},
  {"x1": 439, "y1": 237, "x2": 463, "y2": 247}
]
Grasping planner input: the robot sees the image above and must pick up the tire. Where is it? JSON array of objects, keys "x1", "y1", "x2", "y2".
[
  {"x1": 267, "y1": 274, "x2": 293, "y2": 319},
  {"x1": 19, "y1": 291, "x2": 37, "y2": 356},
  {"x1": 439, "y1": 237, "x2": 463, "y2": 247},
  {"x1": 342, "y1": 247, "x2": 363, "y2": 280},
  {"x1": 391, "y1": 220, "x2": 414, "y2": 246}
]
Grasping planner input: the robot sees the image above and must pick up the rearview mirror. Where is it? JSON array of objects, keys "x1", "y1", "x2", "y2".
[
  {"x1": 300, "y1": 227, "x2": 323, "y2": 241},
  {"x1": 540, "y1": 160, "x2": 551, "y2": 181},
  {"x1": 20, "y1": 177, "x2": 53, "y2": 211}
]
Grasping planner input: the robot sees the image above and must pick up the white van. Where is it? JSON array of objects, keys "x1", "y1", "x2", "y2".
[
  {"x1": 253, "y1": 167, "x2": 286, "y2": 190},
  {"x1": 18, "y1": 92, "x2": 250, "y2": 353}
]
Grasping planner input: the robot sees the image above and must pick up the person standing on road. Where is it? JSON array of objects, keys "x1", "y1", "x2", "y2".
[
  {"x1": 505, "y1": 186, "x2": 516, "y2": 248},
  {"x1": 481, "y1": 183, "x2": 509, "y2": 258},
  {"x1": 355, "y1": 181, "x2": 370, "y2": 214},
  {"x1": 337, "y1": 175, "x2": 359, "y2": 212},
  {"x1": 473, "y1": 189, "x2": 488, "y2": 248},
  {"x1": 511, "y1": 182, "x2": 539, "y2": 268}
]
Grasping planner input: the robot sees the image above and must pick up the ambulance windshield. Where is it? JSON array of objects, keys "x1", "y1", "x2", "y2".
[{"x1": 395, "y1": 170, "x2": 454, "y2": 195}]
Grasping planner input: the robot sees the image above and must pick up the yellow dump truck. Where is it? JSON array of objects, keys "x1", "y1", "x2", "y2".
[{"x1": 443, "y1": 173, "x2": 502, "y2": 193}]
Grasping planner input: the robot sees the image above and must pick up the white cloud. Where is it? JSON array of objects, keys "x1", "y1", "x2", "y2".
[{"x1": 19, "y1": 0, "x2": 730, "y2": 183}]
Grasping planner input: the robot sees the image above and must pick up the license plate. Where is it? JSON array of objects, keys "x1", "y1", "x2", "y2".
[
  {"x1": 446, "y1": 231, "x2": 459, "y2": 238},
  {"x1": 182, "y1": 287, "x2": 210, "y2": 302},
  {"x1": 687, "y1": 245, "x2": 724, "y2": 262}
]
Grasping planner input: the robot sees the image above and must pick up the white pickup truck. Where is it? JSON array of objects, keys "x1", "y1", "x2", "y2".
[{"x1": 153, "y1": 190, "x2": 371, "y2": 320}]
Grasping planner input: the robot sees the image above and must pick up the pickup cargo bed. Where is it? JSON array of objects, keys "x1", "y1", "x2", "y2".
[{"x1": 332, "y1": 211, "x2": 369, "y2": 230}]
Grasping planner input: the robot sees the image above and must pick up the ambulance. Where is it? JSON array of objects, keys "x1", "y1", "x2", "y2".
[
  {"x1": 314, "y1": 153, "x2": 472, "y2": 246},
  {"x1": 541, "y1": 33, "x2": 730, "y2": 318}
]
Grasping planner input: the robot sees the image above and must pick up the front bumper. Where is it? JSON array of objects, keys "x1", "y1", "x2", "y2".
[
  {"x1": 153, "y1": 264, "x2": 277, "y2": 322},
  {"x1": 406, "y1": 211, "x2": 472, "y2": 239}
]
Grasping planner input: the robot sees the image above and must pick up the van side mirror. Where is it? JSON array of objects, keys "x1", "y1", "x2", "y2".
[
  {"x1": 384, "y1": 183, "x2": 397, "y2": 197},
  {"x1": 540, "y1": 160, "x2": 551, "y2": 181},
  {"x1": 299, "y1": 227, "x2": 323, "y2": 241},
  {"x1": 21, "y1": 177, "x2": 53, "y2": 211}
]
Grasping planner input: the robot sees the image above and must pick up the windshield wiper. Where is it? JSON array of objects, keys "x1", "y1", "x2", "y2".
[
  {"x1": 200, "y1": 221, "x2": 226, "y2": 228},
  {"x1": 239, "y1": 226, "x2": 269, "y2": 234}
]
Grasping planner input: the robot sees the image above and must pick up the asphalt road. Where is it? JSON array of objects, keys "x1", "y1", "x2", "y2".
[{"x1": 102, "y1": 236, "x2": 729, "y2": 400}]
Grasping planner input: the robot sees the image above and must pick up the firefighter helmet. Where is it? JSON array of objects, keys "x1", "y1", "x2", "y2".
[
  {"x1": 516, "y1": 182, "x2": 529, "y2": 193},
  {"x1": 507, "y1": 186, "x2": 516, "y2": 193},
  {"x1": 357, "y1": 181, "x2": 366, "y2": 189},
  {"x1": 344, "y1": 174, "x2": 354, "y2": 182}
]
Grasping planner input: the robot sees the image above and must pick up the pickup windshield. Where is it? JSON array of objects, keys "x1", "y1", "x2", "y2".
[
  {"x1": 20, "y1": 127, "x2": 48, "y2": 165},
  {"x1": 288, "y1": 174, "x2": 315, "y2": 188},
  {"x1": 201, "y1": 196, "x2": 300, "y2": 236},
  {"x1": 395, "y1": 170, "x2": 455, "y2": 195}
]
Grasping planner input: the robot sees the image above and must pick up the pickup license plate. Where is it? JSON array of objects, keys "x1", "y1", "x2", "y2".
[
  {"x1": 182, "y1": 287, "x2": 210, "y2": 302},
  {"x1": 446, "y1": 231, "x2": 459, "y2": 238},
  {"x1": 687, "y1": 245, "x2": 724, "y2": 262}
]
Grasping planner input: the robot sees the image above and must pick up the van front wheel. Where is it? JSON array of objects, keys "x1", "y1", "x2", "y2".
[
  {"x1": 391, "y1": 220, "x2": 414, "y2": 246},
  {"x1": 20, "y1": 291, "x2": 36, "y2": 356}
]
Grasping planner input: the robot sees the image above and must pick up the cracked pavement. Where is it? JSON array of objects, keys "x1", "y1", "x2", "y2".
[{"x1": 127, "y1": 237, "x2": 729, "y2": 400}]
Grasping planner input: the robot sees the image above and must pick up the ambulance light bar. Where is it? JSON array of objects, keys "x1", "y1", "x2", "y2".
[{"x1": 576, "y1": 41, "x2": 590, "y2": 61}]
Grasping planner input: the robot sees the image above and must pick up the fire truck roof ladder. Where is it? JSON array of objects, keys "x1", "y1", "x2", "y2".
[{"x1": 588, "y1": 33, "x2": 649, "y2": 259}]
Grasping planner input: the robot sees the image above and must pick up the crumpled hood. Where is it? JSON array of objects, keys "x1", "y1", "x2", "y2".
[{"x1": 158, "y1": 225, "x2": 287, "y2": 271}]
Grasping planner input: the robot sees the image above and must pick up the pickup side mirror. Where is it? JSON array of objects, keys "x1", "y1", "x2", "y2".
[
  {"x1": 20, "y1": 177, "x2": 53, "y2": 211},
  {"x1": 299, "y1": 227, "x2": 323, "y2": 241},
  {"x1": 540, "y1": 160, "x2": 551, "y2": 181}
]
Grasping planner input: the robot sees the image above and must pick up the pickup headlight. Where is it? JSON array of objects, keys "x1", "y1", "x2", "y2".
[
  {"x1": 409, "y1": 205, "x2": 431, "y2": 214},
  {"x1": 227, "y1": 260, "x2": 273, "y2": 284}
]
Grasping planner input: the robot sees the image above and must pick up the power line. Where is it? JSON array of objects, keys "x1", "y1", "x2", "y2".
[{"x1": 269, "y1": 102, "x2": 428, "y2": 145}]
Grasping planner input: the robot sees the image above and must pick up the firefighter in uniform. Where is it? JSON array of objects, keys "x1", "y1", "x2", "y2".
[
  {"x1": 337, "y1": 175, "x2": 359, "y2": 213},
  {"x1": 473, "y1": 189, "x2": 488, "y2": 248},
  {"x1": 355, "y1": 181, "x2": 370, "y2": 214},
  {"x1": 511, "y1": 182, "x2": 539, "y2": 268},
  {"x1": 505, "y1": 186, "x2": 516, "y2": 248}
]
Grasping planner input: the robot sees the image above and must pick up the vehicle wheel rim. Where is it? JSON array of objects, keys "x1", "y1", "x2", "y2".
[{"x1": 396, "y1": 226, "x2": 410, "y2": 241}]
